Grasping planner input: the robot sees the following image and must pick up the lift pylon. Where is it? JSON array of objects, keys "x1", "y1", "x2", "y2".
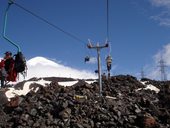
[{"x1": 87, "y1": 40, "x2": 108, "y2": 96}]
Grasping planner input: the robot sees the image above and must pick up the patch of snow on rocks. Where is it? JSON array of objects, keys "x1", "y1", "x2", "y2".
[
  {"x1": 5, "y1": 79, "x2": 51, "y2": 100},
  {"x1": 137, "y1": 81, "x2": 160, "y2": 93},
  {"x1": 58, "y1": 81, "x2": 78, "y2": 86}
]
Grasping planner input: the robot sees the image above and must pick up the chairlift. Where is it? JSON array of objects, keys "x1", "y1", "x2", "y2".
[
  {"x1": 84, "y1": 56, "x2": 90, "y2": 63},
  {"x1": 106, "y1": 55, "x2": 112, "y2": 71},
  {"x1": 95, "y1": 70, "x2": 98, "y2": 74},
  {"x1": 1, "y1": 0, "x2": 27, "y2": 86}
]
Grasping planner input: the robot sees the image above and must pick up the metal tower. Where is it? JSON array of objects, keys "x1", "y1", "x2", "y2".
[
  {"x1": 158, "y1": 56, "x2": 167, "y2": 81},
  {"x1": 141, "y1": 68, "x2": 145, "y2": 79},
  {"x1": 87, "y1": 41, "x2": 108, "y2": 96}
]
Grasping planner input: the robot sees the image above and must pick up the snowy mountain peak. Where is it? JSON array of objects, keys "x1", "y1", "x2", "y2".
[
  {"x1": 24, "y1": 56, "x2": 97, "y2": 80},
  {"x1": 27, "y1": 56, "x2": 60, "y2": 67}
]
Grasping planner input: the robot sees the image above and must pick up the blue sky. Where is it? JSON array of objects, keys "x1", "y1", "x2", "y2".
[{"x1": 0, "y1": 0, "x2": 170, "y2": 79}]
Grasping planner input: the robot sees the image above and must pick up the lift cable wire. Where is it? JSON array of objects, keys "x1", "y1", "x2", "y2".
[
  {"x1": 107, "y1": 0, "x2": 109, "y2": 40},
  {"x1": 106, "y1": 0, "x2": 111, "y2": 55},
  {"x1": 13, "y1": 2, "x2": 86, "y2": 45}
]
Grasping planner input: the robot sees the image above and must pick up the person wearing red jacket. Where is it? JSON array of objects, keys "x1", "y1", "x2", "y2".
[
  {"x1": 0, "y1": 51, "x2": 17, "y2": 88},
  {"x1": 0, "y1": 59, "x2": 7, "y2": 88},
  {"x1": 4, "y1": 51, "x2": 17, "y2": 82}
]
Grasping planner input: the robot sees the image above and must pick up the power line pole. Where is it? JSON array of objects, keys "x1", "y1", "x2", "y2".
[
  {"x1": 141, "y1": 68, "x2": 145, "y2": 79},
  {"x1": 87, "y1": 41, "x2": 108, "y2": 96},
  {"x1": 158, "y1": 56, "x2": 167, "y2": 81}
]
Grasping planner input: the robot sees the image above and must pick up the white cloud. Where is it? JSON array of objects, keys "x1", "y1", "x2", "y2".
[
  {"x1": 25, "y1": 56, "x2": 97, "y2": 80},
  {"x1": 154, "y1": 43, "x2": 170, "y2": 65},
  {"x1": 150, "y1": 0, "x2": 170, "y2": 8},
  {"x1": 147, "y1": 43, "x2": 170, "y2": 80},
  {"x1": 147, "y1": 67, "x2": 160, "y2": 80},
  {"x1": 150, "y1": 11, "x2": 170, "y2": 27},
  {"x1": 149, "y1": 0, "x2": 170, "y2": 27}
]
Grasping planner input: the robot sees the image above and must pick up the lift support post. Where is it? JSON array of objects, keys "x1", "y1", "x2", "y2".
[{"x1": 87, "y1": 42, "x2": 108, "y2": 96}]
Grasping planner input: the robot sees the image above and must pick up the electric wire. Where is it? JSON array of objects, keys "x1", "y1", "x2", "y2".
[
  {"x1": 10, "y1": 1, "x2": 111, "y2": 58},
  {"x1": 107, "y1": 0, "x2": 109, "y2": 40},
  {"x1": 13, "y1": 2, "x2": 86, "y2": 45},
  {"x1": 106, "y1": 0, "x2": 111, "y2": 54}
]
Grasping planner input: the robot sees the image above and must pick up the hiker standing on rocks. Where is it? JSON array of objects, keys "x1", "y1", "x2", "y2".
[
  {"x1": 0, "y1": 59, "x2": 7, "y2": 88},
  {"x1": 4, "y1": 51, "x2": 16, "y2": 82},
  {"x1": 0, "y1": 51, "x2": 16, "y2": 88},
  {"x1": 4, "y1": 52, "x2": 14, "y2": 73}
]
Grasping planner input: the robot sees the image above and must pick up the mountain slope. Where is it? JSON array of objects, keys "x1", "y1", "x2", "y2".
[{"x1": 1, "y1": 75, "x2": 169, "y2": 127}]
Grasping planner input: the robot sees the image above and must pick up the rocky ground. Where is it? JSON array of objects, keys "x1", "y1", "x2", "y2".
[{"x1": 0, "y1": 75, "x2": 170, "y2": 128}]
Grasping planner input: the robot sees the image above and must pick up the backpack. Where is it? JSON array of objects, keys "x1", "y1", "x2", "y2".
[{"x1": 14, "y1": 52, "x2": 27, "y2": 73}]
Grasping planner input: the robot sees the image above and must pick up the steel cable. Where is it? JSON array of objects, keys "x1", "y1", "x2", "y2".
[{"x1": 13, "y1": 2, "x2": 86, "y2": 45}]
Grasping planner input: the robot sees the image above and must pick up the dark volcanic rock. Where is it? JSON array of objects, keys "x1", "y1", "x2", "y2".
[
  {"x1": 0, "y1": 89, "x2": 8, "y2": 105},
  {"x1": 0, "y1": 75, "x2": 170, "y2": 127},
  {"x1": 43, "y1": 77, "x2": 76, "y2": 82}
]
